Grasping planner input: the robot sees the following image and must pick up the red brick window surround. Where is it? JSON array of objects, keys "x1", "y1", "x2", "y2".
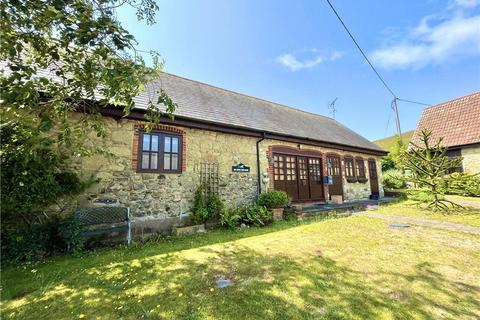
[{"x1": 132, "y1": 124, "x2": 186, "y2": 173}]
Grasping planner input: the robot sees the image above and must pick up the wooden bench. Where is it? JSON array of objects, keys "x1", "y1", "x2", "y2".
[{"x1": 74, "y1": 206, "x2": 131, "y2": 244}]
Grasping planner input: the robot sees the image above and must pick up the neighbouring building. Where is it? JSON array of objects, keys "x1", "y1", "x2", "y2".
[
  {"x1": 74, "y1": 73, "x2": 386, "y2": 233},
  {"x1": 411, "y1": 92, "x2": 480, "y2": 174}
]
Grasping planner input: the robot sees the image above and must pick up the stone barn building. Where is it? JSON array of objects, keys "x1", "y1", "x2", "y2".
[{"x1": 77, "y1": 73, "x2": 386, "y2": 232}]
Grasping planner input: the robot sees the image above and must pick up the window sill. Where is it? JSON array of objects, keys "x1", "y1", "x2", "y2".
[
  {"x1": 357, "y1": 178, "x2": 368, "y2": 183},
  {"x1": 346, "y1": 177, "x2": 357, "y2": 183}
]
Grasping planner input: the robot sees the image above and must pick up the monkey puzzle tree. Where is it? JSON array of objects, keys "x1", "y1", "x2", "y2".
[{"x1": 402, "y1": 130, "x2": 463, "y2": 211}]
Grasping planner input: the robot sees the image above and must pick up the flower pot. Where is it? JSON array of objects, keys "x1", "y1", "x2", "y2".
[{"x1": 272, "y1": 208, "x2": 284, "y2": 221}]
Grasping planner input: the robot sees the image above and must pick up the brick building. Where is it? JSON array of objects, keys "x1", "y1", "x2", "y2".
[{"x1": 411, "y1": 92, "x2": 480, "y2": 174}]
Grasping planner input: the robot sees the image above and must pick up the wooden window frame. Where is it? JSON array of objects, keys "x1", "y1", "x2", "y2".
[
  {"x1": 344, "y1": 156, "x2": 356, "y2": 182},
  {"x1": 355, "y1": 157, "x2": 368, "y2": 183},
  {"x1": 137, "y1": 130, "x2": 183, "y2": 173}
]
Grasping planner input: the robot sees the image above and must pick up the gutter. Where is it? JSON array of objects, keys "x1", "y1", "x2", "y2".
[{"x1": 256, "y1": 133, "x2": 266, "y2": 196}]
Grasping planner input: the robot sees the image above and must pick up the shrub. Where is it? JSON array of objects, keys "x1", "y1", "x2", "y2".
[
  {"x1": 257, "y1": 190, "x2": 289, "y2": 209},
  {"x1": 242, "y1": 204, "x2": 272, "y2": 226},
  {"x1": 382, "y1": 169, "x2": 406, "y2": 189},
  {"x1": 406, "y1": 189, "x2": 435, "y2": 202},
  {"x1": 220, "y1": 204, "x2": 273, "y2": 229},
  {"x1": 1, "y1": 216, "x2": 84, "y2": 264},
  {"x1": 220, "y1": 206, "x2": 242, "y2": 229},
  {"x1": 191, "y1": 188, "x2": 225, "y2": 224},
  {"x1": 441, "y1": 173, "x2": 480, "y2": 197}
]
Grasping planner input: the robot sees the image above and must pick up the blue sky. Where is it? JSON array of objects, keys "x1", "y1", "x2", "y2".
[{"x1": 117, "y1": 0, "x2": 480, "y2": 141}]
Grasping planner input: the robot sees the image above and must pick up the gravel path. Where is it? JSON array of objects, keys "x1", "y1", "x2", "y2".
[{"x1": 357, "y1": 212, "x2": 480, "y2": 235}]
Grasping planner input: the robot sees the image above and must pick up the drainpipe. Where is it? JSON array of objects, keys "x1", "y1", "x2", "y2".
[{"x1": 256, "y1": 133, "x2": 266, "y2": 196}]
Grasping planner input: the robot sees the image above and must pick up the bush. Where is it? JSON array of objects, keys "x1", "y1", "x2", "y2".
[
  {"x1": 406, "y1": 189, "x2": 435, "y2": 202},
  {"x1": 1, "y1": 216, "x2": 84, "y2": 264},
  {"x1": 442, "y1": 173, "x2": 480, "y2": 197},
  {"x1": 257, "y1": 190, "x2": 289, "y2": 209},
  {"x1": 242, "y1": 204, "x2": 272, "y2": 226},
  {"x1": 220, "y1": 206, "x2": 242, "y2": 229},
  {"x1": 191, "y1": 188, "x2": 225, "y2": 224},
  {"x1": 383, "y1": 169, "x2": 406, "y2": 189},
  {"x1": 220, "y1": 204, "x2": 273, "y2": 229}
]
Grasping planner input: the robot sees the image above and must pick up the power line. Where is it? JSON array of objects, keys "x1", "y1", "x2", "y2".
[
  {"x1": 324, "y1": 0, "x2": 432, "y2": 141},
  {"x1": 397, "y1": 98, "x2": 431, "y2": 106},
  {"x1": 324, "y1": 0, "x2": 396, "y2": 97}
]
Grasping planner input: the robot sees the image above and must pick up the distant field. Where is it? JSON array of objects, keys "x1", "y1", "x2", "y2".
[{"x1": 374, "y1": 130, "x2": 415, "y2": 150}]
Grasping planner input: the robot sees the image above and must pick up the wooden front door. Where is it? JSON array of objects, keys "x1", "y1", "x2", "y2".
[
  {"x1": 368, "y1": 159, "x2": 379, "y2": 195},
  {"x1": 326, "y1": 155, "x2": 343, "y2": 198},
  {"x1": 273, "y1": 153, "x2": 324, "y2": 202},
  {"x1": 308, "y1": 157, "x2": 324, "y2": 200},
  {"x1": 297, "y1": 156, "x2": 310, "y2": 200},
  {"x1": 273, "y1": 154, "x2": 298, "y2": 201}
]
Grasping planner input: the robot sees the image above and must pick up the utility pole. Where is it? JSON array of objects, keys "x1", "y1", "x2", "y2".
[
  {"x1": 391, "y1": 97, "x2": 403, "y2": 143},
  {"x1": 329, "y1": 97, "x2": 338, "y2": 120}
]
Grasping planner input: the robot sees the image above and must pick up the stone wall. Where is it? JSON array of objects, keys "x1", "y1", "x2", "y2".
[
  {"x1": 462, "y1": 145, "x2": 480, "y2": 174},
  {"x1": 73, "y1": 116, "x2": 383, "y2": 234}
]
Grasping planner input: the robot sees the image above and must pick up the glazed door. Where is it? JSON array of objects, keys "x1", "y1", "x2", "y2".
[
  {"x1": 273, "y1": 154, "x2": 298, "y2": 201},
  {"x1": 368, "y1": 160, "x2": 379, "y2": 195},
  {"x1": 297, "y1": 156, "x2": 310, "y2": 200},
  {"x1": 326, "y1": 155, "x2": 343, "y2": 198},
  {"x1": 308, "y1": 157, "x2": 324, "y2": 200}
]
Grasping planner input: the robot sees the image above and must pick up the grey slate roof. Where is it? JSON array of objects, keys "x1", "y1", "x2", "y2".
[{"x1": 134, "y1": 73, "x2": 385, "y2": 153}]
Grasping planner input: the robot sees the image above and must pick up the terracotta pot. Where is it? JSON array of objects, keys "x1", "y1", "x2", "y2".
[{"x1": 272, "y1": 208, "x2": 284, "y2": 221}]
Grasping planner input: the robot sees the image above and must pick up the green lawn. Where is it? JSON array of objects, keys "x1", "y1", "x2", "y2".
[
  {"x1": 376, "y1": 200, "x2": 480, "y2": 227},
  {"x1": 2, "y1": 205, "x2": 480, "y2": 320}
]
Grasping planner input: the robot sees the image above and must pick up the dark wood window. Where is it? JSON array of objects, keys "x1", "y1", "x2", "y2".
[
  {"x1": 446, "y1": 149, "x2": 463, "y2": 173},
  {"x1": 344, "y1": 157, "x2": 356, "y2": 182},
  {"x1": 308, "y1": 158, "x2": 322, "y2": 181},
  {"x1": 327, "y1": 156, "x2": 340, "y2": 176},
  {"x1": 285, "y1": 156, "x2": 297, "y2": 181},
  {"x1": 138, "y1": 131, "x2": 182, "y2": 173},
  {"x1": 355, "y1": 158, "x2": 367, "y2": 182},
  {"x1": 273, "y1": 155, "x2": 285, "y2": 181}
]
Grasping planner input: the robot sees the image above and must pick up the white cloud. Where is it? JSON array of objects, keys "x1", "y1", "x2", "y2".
[
  {"x1": 276, "y1": 49, "x2": 344, "y2": 71},
  {"x1": 370, "y1": 4, "x2": 480, "y2": 70},
  {"x1": 455, "y1": 0, "x2": 479, "y2": 7}
]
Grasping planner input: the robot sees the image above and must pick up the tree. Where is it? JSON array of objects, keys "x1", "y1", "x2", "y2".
[
  {"x1": 0, "y1": 0, "x2": 176, "y2": 223},
  {"x1": 380, "y1": 138, "x2": 407, "y2": 172},
  {"x1": 402, "y1": 130, "x2": 463, "y2": 211}
]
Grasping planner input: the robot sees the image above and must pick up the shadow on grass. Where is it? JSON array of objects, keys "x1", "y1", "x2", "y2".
[{"x1": 3, "y1": 244, "x2": 479, "y2": 319}]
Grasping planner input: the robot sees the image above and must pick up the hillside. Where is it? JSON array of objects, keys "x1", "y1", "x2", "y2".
[{"x1": 374, "y1": 130, "x2": 414, "y2": 150}]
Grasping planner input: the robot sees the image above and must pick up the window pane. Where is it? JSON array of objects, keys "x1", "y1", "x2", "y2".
[
  {"x1": 150, "y1": 153, "x2": 158, "y2": 169},
  {"x1": 151, "y1": 135, "x2": 158, "y2": 151},
  {"x1": 171, "y1": 154, "x2": 178, "y2": 170},
  {"x1": 164, "y1": 137, "x2": 171, "y2": 152},
  {"x1": 142, "y1": 134, "x2": 151, "y2": 151},
  {"x1": 163, "y1": 154, "x2": 171, "y2": 170},
  {"x1": 142, "y1": 152, "x2": 150, "y2": 169},
  {"x1": 171, "y1": 137, "x2": 179, "y2": 153}
]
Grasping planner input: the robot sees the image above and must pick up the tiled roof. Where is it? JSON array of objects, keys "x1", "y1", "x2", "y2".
[
  {"x1": 411, "y1": 92, "x2": 480, "y2": 148},
  {"x1": 133, "y1": 73, "x2": 385, "y2": 153}
]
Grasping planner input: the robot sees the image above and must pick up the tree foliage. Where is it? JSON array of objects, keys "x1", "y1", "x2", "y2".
[
  {"x1": 380, "y1": 138, "x2": 406, "y2": 171},
  {"x1": 1, "y1": 0, "x2": 175, "y2": 223},
  {"x1": 402, "y1": 130, "x2": 463, "y2": 211}
]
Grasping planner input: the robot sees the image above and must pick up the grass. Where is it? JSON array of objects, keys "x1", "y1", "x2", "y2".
[
  {"x1": 446, "y1": 195, "x2": 480, "y2": 205},
  {"x1": 376, "y1": 200, "x2": 480, "y2": 227},
  {"x1": 2, "y1": 205, "x2": 480, "y2": 320},
  {"x1": 374, "y1": 130, "x2": 414, "y2": 150}
]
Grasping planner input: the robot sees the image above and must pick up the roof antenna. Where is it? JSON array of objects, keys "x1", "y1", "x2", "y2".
[{"x1": 329, "y1": 97, "x2": 338, "y2": 120}]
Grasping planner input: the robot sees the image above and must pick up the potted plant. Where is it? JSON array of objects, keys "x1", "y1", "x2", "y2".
[{"x1": 257, "y1": 190, "x2": 289, "y2": 221}]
